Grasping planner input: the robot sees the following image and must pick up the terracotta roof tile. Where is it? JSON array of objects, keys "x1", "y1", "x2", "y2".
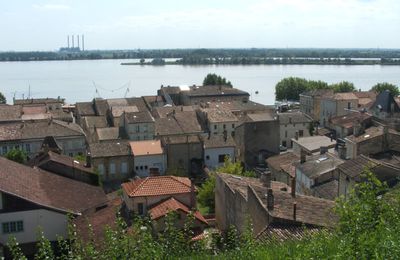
[
  {"x1": 122, "y1": 176, "x2": 192, "y2": 197},
  {"x1": 148, "y1": 197, "x2": 207, "y2": 225},
  {"x1": 129, "y1": 140, "x2": 163, "y2": 156}
]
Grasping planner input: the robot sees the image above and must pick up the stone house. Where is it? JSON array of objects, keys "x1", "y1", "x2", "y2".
[
  {"x1": 291, "y1": 135, "x2": 336, "y2": 156},
  {"x1": 235, "y1": 112, "x2": 280, "y2": 167},
  {"x1": 278, "y1": 112, "x2": 313, "y2": 148},
  {"x1": 14, "y1": 97, "x2": 65, "y2": 111},
  {"x1": 121, "y1": 176, "x2": 207, "y2": 233},
  {"x1": 202, "y1": 135, "x2": 236, "y2": 169},
  {"x1": 320, "y1": 92, "x2": 359, "y2": 127},
  {"x1": 0, "y1": 157, "x2": 107, "y2": 258},
  {"x1": 179, "y1": 85, "x2": 250, "y2": 106},
  {"x1": 161, "y1": 136, "x2": 203, "y2": 177},
  {"x1": 0, "y1": 119, "x2": 86, "y2": 159},
  {"x1": 88, "y1": 140, "x2": 133, "y2": 190},
  {"x1": 295, "y1": 152, "x2": 344, "y2": 196},
  {"x1": 120, "y1": 111, "x2": 155, "y2": 141},
  {"x1": 197, "y1": 107, "x2": 238, "y2": 137},
  {"x1": 337, "y1": 155, "x2": 400, "y2": 199},
  {"x1": 370, "y1": 90, "x2": 400, "y2": 119},
  {"x1": 215, "y1": 173, "x2": 337, "y2": 236},
  {"x1": 299, "y1": 89, "x2": 334, "y2": 122},
  {"x1": 129, "y1": 140, "x2": 166, "y2": 177},
  {"x1": 266, "y1": 152, "x2": 298, "y2": 186},
  {"x1": 328, "y1": 112, "x2": 372, "y2": 139}
]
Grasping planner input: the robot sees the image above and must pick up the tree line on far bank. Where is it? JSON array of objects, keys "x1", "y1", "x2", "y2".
[{"x1": 275, "y1": 77, "x2": 400, "y2": 101}]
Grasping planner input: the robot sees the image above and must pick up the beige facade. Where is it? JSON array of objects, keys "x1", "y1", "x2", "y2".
[{"x1": 92, "y1": 155, "x2": 133, "y2": 184}]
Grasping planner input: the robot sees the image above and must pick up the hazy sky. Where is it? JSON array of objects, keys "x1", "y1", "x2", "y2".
[{"x1": 1, "y1": 0, "x2": 399, "y2": 51}]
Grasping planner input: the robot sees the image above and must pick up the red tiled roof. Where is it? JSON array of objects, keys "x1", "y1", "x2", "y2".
[
  {"x1": 149, "y1": 197, "x2": 208, "y2": 225},
  {"x1": 122, "y1": 176, "x2": 192, "y2": 197}
]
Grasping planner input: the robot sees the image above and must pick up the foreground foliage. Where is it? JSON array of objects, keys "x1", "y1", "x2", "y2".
[{"x1": 7, "y1": 168, "x2": 400, "y2": 259}]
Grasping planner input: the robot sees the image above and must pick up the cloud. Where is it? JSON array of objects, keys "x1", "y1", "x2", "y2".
[{"x1": 33, "y1": 4, "x2": 71, "y2": 11}]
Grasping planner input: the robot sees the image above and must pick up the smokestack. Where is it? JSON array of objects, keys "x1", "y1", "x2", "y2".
[
  {"x1": 72, "y1": 35, "x2": 74, "y2": 48},
  {"x1": 67, "y1": 35, "x2": 70, "y2": 48},
  {"x1": 82, "y1": 35, "x2": 85, "y2": 51},
  {"x1": 77, "y1": 34, "x2": 80, "y2": 49},
  {"x1": 266, "y1": 188, "x2": 274, "y2": 210}
]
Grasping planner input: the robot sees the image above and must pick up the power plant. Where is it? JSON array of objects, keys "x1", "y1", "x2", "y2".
[{"x1": 59, "y1": 34, "x2": 85, "y2": 52}]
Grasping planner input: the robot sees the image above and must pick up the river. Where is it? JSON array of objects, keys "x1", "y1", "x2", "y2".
[{"x1": 0, "y1": 59, "x2": 399, "y2": 105}]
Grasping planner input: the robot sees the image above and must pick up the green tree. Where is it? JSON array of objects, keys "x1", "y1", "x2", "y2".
[
  {"x1": 0, "y1": 91, "x2": 6, "y2": 104},
  {"x1": 5, "y1": 148, "x2": 27, "y2": 164},
  {"x1": 203, "y1": 73, "x2": 232, "y2": 87},
  {"x1": 331, "y1": 81, "x2": 356, "y2": 93},
  {"x1": 275, "y1": 77, "x2": 330, "y2": 101},
  {"x1": 371, "y1": 82, "x2": 400, "y2": 96}
]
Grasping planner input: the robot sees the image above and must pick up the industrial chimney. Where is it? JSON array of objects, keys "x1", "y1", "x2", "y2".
[
  {"x1": 77, "y1": 34, "x2": 80, "y2": 49},
  {"x1": 67, "y1": 35, "x2": 70, "y2": 48},
  {"x1": 72, "y1": 35, "x2": 74, "y2": 48},
  {"x1": 82, "y1": 34, "x2": 85, "y2": 51}
]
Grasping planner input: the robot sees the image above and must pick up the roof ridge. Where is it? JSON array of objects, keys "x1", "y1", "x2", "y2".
[{"x1": 170, "y1": 176, "x2": 191, "y2": 188}]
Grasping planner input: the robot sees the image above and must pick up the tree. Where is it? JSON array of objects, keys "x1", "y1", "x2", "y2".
[
  {"x1": 203, "y1": 73, "x2": 232, "y2": 87},
  {"x1": 0, "y1": 91, "x2": 6, "y2": 104},
  {"x1": 275, "y1": 77, "x2": 330, "y2": 101},
  {"x1": 371, "y1": 82, "x2": 400, "y2": 96},
  {"x1": 331, "y1": 81, "x2": 356, "y2": 93},
  {"x1": 5, "y1": 148, "x2": 27, "y2": 164}
]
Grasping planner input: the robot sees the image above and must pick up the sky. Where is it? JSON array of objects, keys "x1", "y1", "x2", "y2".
[{"x1": 1, "y1": 0, "x2": 399, "y2": 51}]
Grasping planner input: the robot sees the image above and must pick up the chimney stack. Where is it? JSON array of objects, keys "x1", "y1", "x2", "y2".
[
  {"x1": 300, "y1": 149, "x2": 307, "y2": 164},
  {"x1": 67, "y1": 35, "x2": 70, "y2": 48},
  {"x1": 320, "y1": 146, "x2": 328, "y2": 155},
  {"x1": 293, "y1": 202, "x2": 297, "y2": 220},
  {"x1": 338, "y1": 143, "x2": 347, "y2": 160},
  {"x1": 353, "y1": 120, "x2": 363, "y2": 137},
  {"x1": 190, "y1": 178, "x2": 196, "y2": 209},
  {"x1": 72, "y1": 35, "x2": 74, "y2": 48},
  {"x1": 267, "y1": 188, "x2": 274, "y2": 210},
  {"x1": 86, "y1": 152, "x2": 91, "y2": 168},
  {"x1": 291, "y1": 177, "x2": 296, "y2": 198},
  {"x1": 261, "y1": 172, "x2": 271, "y2": 188},
  {"x1": 77, "y1": 34, "x2": 80, "y2": 49},
  {"x1": 295, "y1": 131, "x2": 299, "y2": 141}
]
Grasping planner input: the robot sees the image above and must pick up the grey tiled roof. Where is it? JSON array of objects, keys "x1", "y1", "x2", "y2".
[{"x1": 89, "y1": 140, "x2": 131, "y2": 158}]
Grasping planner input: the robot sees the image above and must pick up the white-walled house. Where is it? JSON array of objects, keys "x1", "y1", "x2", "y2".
[
  {"x1": 0, "y1": 157, "x2": 107, "y2": 258},
  {"x1": 278, "y1": 112, "x2": 313, "y2": 148},
  {"x1": 203, "y1": 135, "x2": 236, "y2": 169},
  {"x1": 130, "y1": 140, "x2": 166, "y2": 177}
]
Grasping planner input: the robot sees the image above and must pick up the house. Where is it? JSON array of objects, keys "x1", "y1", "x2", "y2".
[
  {"x1": 129, "y1": 140, "x2": 166, "y2": 177},
  {"x1": 299, "y1": 89, "x2": 334, "y2": 122},
  {"x1": 278, "y1": 112, "x2": 313, "y2": 148},
  {"x1": 202, "y1": 134, "x2": 236, "y2": 169},
  {"x1": 198, "y1": 107, "x2": 238, "y2": 137},
  {"x1": 179, "y1": 85, "x2": 250, "y2": 106},
  {"x1": 0, "y1": 119, "x2": 86, "y2": 158},
  {"x1": 161, "y1": 135, "x2": 203, "y2": 177},
  {"x1": 320, "y1": 92, "x2": 359, "y2": 127},
  {"x1": 120, "y1": 111, "x2": 155, "y2": 141},
  {"x1": 353, "y1": 91, "x2": 377, "y2": 110},
  {"x1": 95, "y1": 127, "x2": 121, "y2": 142},
  {"x1": 291, "y1": 135, "x2": 336, "y2": 156},
  {"x1": 328, "y1": 112, "x2": 372, "y2": 139},
  {"x1": 0, "y1": 104, "x2": 22, "y2": 123},
  {"x1": 370, "y1": 90, "x2": 400, "y2": 119},
  {"x1": 121, "y1": 176, "x2": 207, "y2": 233},
  {"x1": 14, "y1": 97, "x2": 65, "y2": 111},
  {"x1": 154, "y1": 110, "x2": 203, "y2": 138},
  {"x1": 337, "y1": 155, "x2": 400, "y2": 199},
  {"x1": 30, "y1": 150, "x2": 99, "y2": 185},
  {"x1": 0, "y1": 157, "x2": 107, "y2": 257},
  {"x1": 88, "y1": 140, "x2": 133, "y2": 190},
  {"x1": 203, "y1": 100, "x2": 272, "y2": 117},
  {"x1": 266, "y1": 152, "x2": 299, "y2": 186},
  {"x1": 215, "y1": 173, "x2": 337, "y2": 236},
  {"x1": 80, "y1": 115, "x2": 108, "y2": 142},
  {"x1": 344, "y1": 125, "x2": 400, "y2": 159},
  {"x1": 234, "y1": 112, "x2": 280, "y2": 167},
  {"x1": 295, "y1": 152, "x2": 344, "y2": 196}
]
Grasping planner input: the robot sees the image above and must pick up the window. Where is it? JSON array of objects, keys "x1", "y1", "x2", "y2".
[
  {"x1": 282, "y1": 141, "x2": 287, "y2": 147},
  {"x1": 121, "y1": 162, "x2": 128, "y2": 174},
  {"x1": 136, "y1": 125, "x2": 140, "y2": 132},
  {"x1": 218, "y1": 154, "x2": 227, "y2": 163},
  {"x1": 214, "y1": 125, "x2": 217, "y2": 130},
  {"x1": 2, "y1": 146, "x2": 7, "y2": 154},
  {"x1": 2, "y1": 221, "x2": 23, "y2": 234},
  {"x1": 135, "y1": 166, "x2": 139, "y2": 170},
  {"x1": 144, "y1": 166, "x2": 148, "y2": 170},
  {"x1": 232, "y1": 124, "x2": 235, "y2": 128},
  {"x1": 348, "y1": 102, "x2": 351, "y2": 109},
  {"x1": 138, "y1": 203, "x2": 144, "y2": 215},
  {"x1": 25, "y1": 144, "x2": 31, "y2": 152},
  {"x1": 206, "y1": 155, "x2": 210, "y2": 160},
  {"x1": 299, "y1": 130, "x2": 304, "y2": 137},
  {"x1": 97, "y1": 164, "x2": 105, "y2": 175},
  {"x1": 109, "y1": 163, "x2": 116, "y2": 174},
  {"x1": 223, "y1": 124, "x2": 226, "y2": 129},
  {"x1": 285, "y1": 131, "x2": 288, "y2": 138},
  {"x1": 140, "y1": 166, "x2": 143, "y2": 170},
  {"x1": 69, "y1": 153, "x2": 73, "y2": 157}
]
